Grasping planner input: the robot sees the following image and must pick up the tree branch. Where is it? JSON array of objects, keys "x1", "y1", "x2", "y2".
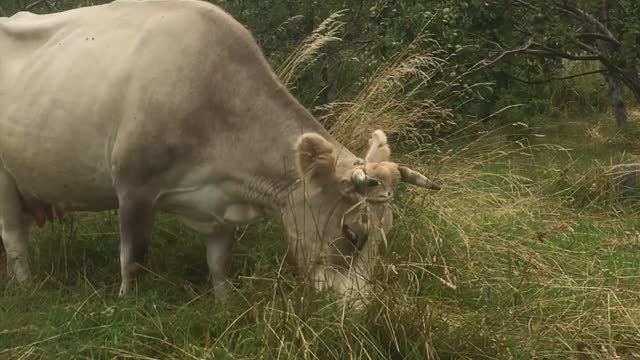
[
  {"x1": 506, "y1": 69, "x2": 607, "y2": 84},
  {"x1": 25, "y1": 0, "x2": 45, "y2": 11},
  {"x1": 465, "y1": 38, "x2": 605, "y2": 80},
  {"x1": 42, "y1": 0, "x2": 54, "y2": 11},
  {"x1": 464, "y1": 40, "x2": 534, "y2": 76},
  {"x1": 555, "y1": 2, "x2": 619, "y2": 43},
  {"x1": 467, "y1": 32, "x2": 506, "y2": 52},
  {"x1": 576, "y1": 32, "x2": 621, "y2": 46},
  {"x1": 524, "y1": 42, "x2": 603, "y2": 61},
  {"x1": 523, "y1": 48, "x2": 603, "y2": 61},
  {"x1": 573, "y1": 38, "x2": 602, "y2": 56},
  {"x1": 571, "y1": 38, "x2": 626, "y2": 75},
  {"x1": 512, "y1": 0, "x2": 539, "y2": 11}
]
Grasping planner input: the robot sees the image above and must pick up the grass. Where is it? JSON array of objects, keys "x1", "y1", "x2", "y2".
[{"x1": 3, "y1": 113, "x2": 640, "y2": 359}]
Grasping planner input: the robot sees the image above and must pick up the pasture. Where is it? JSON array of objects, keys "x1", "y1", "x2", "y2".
[
  {"x1": 3, "y1": 114, "x2": 640, "y2": 359},
  {"x1": 3, "y1": 1, "x2": 640, "y2": 359}
]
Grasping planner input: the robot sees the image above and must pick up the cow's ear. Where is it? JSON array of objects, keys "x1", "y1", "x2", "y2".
[
  {"x1": 365, "y1": 130, "x2": 391, "y2": 163},
  {"x1": 295, "y1": 133, "x2": 337, "y2": 186}
]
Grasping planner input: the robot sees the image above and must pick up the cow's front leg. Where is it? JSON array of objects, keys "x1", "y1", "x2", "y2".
[
  {"x1": 207, "y1": 224, "x2": 235, "y2": 301},
  {"x1": 117, "y1": 189, "x2": 155, "y2": 297},
  {"x1": 1, "y1": 223, "x2": 31, "y2": 282},
  {"x1": 0, "y1": 170, "x2": 31, "y2": 282}
]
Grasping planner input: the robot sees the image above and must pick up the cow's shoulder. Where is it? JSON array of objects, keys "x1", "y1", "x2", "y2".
[
  {"x1": 109, "y1": 0, "x2": 261, "y2": 60},
  {"x1": 109, "y1": 0, "x2": 249, "y2": 34}
]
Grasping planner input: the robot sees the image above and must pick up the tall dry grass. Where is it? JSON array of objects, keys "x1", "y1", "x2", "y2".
[
  {"x1": 276, "y1": 12, "x2": 495, "y2": 153},
  {"x1": 276, "y1": 10, "x2": 346, "y2": 88},
  {"x1": 318, "y1": 42, "x2": 453, "y2": 151}
]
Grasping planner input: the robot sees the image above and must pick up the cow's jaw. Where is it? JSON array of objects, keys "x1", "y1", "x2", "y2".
[
  {"x1": 310, "y1": 256, "x2": 373, "y2": 298},
  {"x1": 280, "y1": 183, "x2": 378, "y2": 303}
]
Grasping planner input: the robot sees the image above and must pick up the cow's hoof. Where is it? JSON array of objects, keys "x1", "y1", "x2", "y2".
[
  {"x1": 6, "y1": 258, "x2": 30, "y2": 283},
  {"x1": 212, "y1": 280, "x2": 233, "y2": 303},
  {"x1": 118, "y1": 281, "x2": 132, "y2": 297}
]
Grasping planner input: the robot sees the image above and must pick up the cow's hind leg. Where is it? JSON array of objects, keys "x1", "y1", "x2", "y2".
[
  {"x1": 116, "y1": 189, "x2": 156, "y2": 297},
  {"x1": 207, "y1": 224, "x2": 235, "y2": 301},
  {"x1": 0, "y1": 170, "x2": 31, "y2": 282}
]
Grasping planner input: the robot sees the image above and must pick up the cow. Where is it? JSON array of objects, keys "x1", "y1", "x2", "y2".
[{"x1": 0, "y1": 0, "x2": 440, "y2": 300}]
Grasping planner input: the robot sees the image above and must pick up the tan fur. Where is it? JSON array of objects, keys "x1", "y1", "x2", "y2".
[
  {"x1": 365, "y1": 162, "x2": 401, "y2": 188},
  {"x1": 365, "y1": 129, "x2": 391, "y2": 163}
]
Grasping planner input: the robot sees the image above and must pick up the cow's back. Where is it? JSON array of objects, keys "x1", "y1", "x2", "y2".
[{"x1": 0, "y1": 0, "x2": 279, "y2": 210}]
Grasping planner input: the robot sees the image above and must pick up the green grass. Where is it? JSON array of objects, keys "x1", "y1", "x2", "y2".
[{"x1": 3, "y1": 113, "x2": 640, "y2": 359}]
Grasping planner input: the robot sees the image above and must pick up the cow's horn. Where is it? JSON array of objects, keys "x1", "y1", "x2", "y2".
[{"x1": 398, "y1": 166, "x2": 441, "y2": 190}]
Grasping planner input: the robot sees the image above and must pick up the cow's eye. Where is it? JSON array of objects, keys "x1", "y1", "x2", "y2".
[{"x1": 366, "y1": 177, "x2": 381, "y2": 187}]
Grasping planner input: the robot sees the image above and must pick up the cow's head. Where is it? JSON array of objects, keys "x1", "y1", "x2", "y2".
[{"x1": 281, "y1": 130, "x2": 440, "y2": 302}]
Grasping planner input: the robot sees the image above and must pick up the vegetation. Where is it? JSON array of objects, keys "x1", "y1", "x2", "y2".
[
  {"x1": 439, "y1": 0, "x2": 640, "y2": 126},
  {"x1": 2, "y1": 0, "x2": 640, "y2": 359}
]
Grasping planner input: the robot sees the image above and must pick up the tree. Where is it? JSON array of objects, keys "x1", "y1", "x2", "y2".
[{"x1": 447, "y1": 0, "x2": 640, "y2": 126}]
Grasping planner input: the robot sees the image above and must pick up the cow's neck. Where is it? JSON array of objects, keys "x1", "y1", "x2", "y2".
[{"x1": 236, "y1": 85, "x2": 354, "y2": 212}]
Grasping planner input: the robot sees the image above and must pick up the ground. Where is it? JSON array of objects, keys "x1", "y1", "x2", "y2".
[{"x1": 1, "y1": 113, "x2": 640, "y2": 359}]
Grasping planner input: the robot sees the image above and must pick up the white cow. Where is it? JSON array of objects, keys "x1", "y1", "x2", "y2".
[{"x1": 0, "y1": 0, "x2": 440, "y2": 299}]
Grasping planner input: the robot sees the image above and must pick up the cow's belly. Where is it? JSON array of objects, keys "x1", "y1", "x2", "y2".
[
  {"x1": 0, "y1": 103, "x2": 117, "y2": 211},
  {"x1": 0, "y1": 150, "x2": 117, "y2": 212},
  {"x1": 0, "y1": 19, "x2": 130, "y2": 210}
]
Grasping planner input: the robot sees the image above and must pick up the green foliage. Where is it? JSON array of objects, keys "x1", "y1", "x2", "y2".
[{"x1": 437, "y1": 0, "x2": 640, "y2": 125}]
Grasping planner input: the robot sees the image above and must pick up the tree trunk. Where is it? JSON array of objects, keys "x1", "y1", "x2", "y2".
[
  {"x1": 619, "y1": 64, "x2": 640, "y2": 104},
  {"x1": 598, "y1": 0, "x2": 631, "y2": 126},
  {"x1": 605, "y1": 74, "x2": 627, "y2": 127}
]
